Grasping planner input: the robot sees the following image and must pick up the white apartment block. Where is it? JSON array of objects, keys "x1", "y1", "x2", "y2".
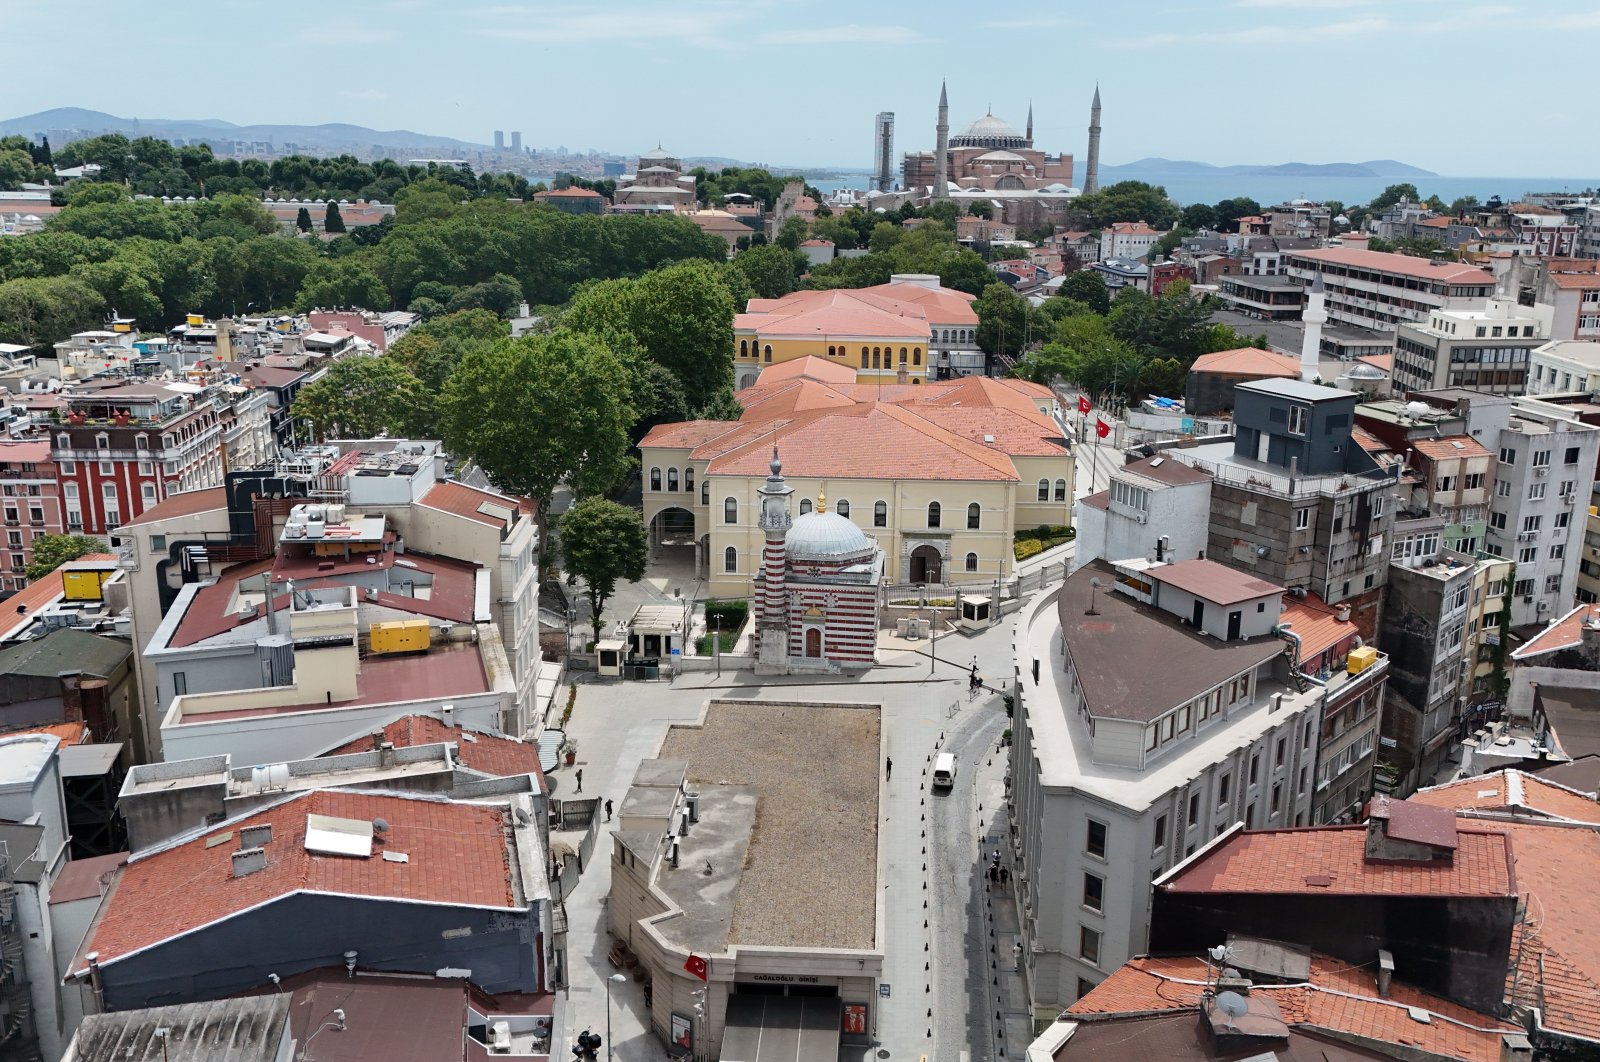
[
  {"x1": 1392, "y1": 303, "x2": 1543, "y2": 395},
  {"x1": 1529, "y1": 340, "x2": 1600, "y2": 395},
  {"x1": 1287, "y1": 248, "x2": 1497, "y2": 334},
  {"x1": 1009, "y1": 558, "x2": 1367, "y2": 1015}
]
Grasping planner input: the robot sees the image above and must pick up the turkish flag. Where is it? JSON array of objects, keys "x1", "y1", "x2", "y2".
[
  {"x1": 684, "y1": 954, "x2": 709, "y2": 981},
  {"x1": 1096, "y1": 418, "x2": 1111, "y2": 439},
  {"x1": 1077, "y1": 395, "x2": 1091, "y2": 414}
]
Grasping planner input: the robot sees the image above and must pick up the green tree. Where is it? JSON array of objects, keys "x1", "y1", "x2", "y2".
[
  {"x1": 1366, "y1": 183, "x2": 1420, "y2": 214},
  {"x1": 1058, "y1": 270, "x2": 1111, "y2": 315},
  {"x1": 323, "y1": 201, "x2": 346, "y2": 233},
  {"x1": 974, "y1": 282, "x2": 1036, "y2": 358},
  {"x1": 0, "y1": 148, "x2": 37, "y2": 191},
  {"x1": 732, "y1": 243, "x2": 803, "y2": 300},
  {"x1": 25, "y1": 534, "x2": 106, "y2": 582},
  {"x1": 1213, "y1": 197, "x2": 1262, "y2": 233},
  {"x1": 295, "y1": 206, "x2": 312, "y2": 233},
  {"x1": 775, "y1": 215, "x2": 810, "y2": 251},
  {"x1": 1072, "y1": 181, "x2": 1180, "y2": 229},
  {"x1": 1043, "y1": 314, "x2": 1145, "y2": 400},
  {"x1": 1449, "y1": 195, "x2": 1481, "y2": 215},
  {"x1": 445, "y1": 273, "x2": 523, "y2": 317},
  {"x1": 295, "y1": 259, "x2": 390, "y2": 311},
  {"x1": 560, "y1": 497, "x2": 649, "y2": 643},
  {"x1": 0, "y1": 275, "x2": 106, "y2": 348},
  {"x1": 966, "y1": 200, "x2": 993, "y2": 220},
  {"x1": 290, "y1": 356, "x2": 425, "y2": 440},
  {"x1": 1180, "y1": 203, "x2": 1218, "y2": 230},
  {"x1": 439, "y1": 330, "x2": 636, "y2": 505}
]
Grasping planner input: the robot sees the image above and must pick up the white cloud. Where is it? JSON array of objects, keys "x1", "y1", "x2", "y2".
[
  {"x1": 1107, "y1": 16, "x2": 1385, "y2": 47},
  {"x1": 1551, "y1": 7, "x2": 1600, "y2": 27},
  {"x1": 980, "y1": 15, "x2": 1076, "y2": 29},
  {"x1": 340, "y1": 89, "x2": 389, "y2": 102},
  {"x1": 757, "y1": 23, "x2": 924, "y2": 45}
]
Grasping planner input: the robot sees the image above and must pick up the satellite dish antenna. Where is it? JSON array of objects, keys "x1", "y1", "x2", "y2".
[
  {"x1": 515, "y1": 806, "x2": 533, "y2": 825},
  {"x1": 1208, "y1": 945, "x2": 1230, "y2": 962},
  {"x1": 1086, "y1": 577, "x2": 1104, "y2": 616},
  {"x1": 1215, "y1": 991, "x2": 1248, "y2": 1020},
  {"x1": 372, "y1": 818, "x2": 388, "y2": 833}
]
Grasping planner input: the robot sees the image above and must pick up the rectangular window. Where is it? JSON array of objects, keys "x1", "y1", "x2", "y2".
[
  {"x1": 1077, "y1": 978, "x2": 1097, "y2": 1001},
  {"x1": 1153, "y1": 814, "x2": 1168, "y2": 853},
  {"x1": 1271, "y1": 782, "x2": 1282, "y2": 815},
  {"x1": 1499, "y1": 447, "x2": 1516, "y2": 465},
  {"x1": 1547, "y1": 574, "x2": 1563, "y2": 593},
  {"x1": 1294, "y1": 508, "x2": 1310, "y2": 531},
  {"x1": 1079, "y1": 926, "x2": 1101, "y2": 966},
  {"x1": 1495, "y1": 481, "x2": 1512, "y2": 498},
  {"x1": 1519, "y1": 546, "x2": 1537, "y2": 564},
  {"x1": 1465, "y1": 473, "x2": 1484, "y2": 489},
  {"x1": 1528, "y1": 482, "x2": 1546, "y2": 500},
  {"x1": 1287, "y1": 405, "x2": 1306, "y2": 435},
  {"x1": 172, "y1": 671, "x2": 188, "y2": 696},
  {"x1": 1566, "y1": 446, "x2": 1581, "y2": 465},
  {"x1": 1556, "y1": 511, "x2": 1572, "y2": 529},
  {"x1": 1187, "y1": 792, "x2": 1200, "y2": 827},
  {"x1": 1249, "y1": 752, "x2": 1259, "y2": 785},
  {"x1": 1276, "y1": 737, "x2": 1286, "y2": 766},
  {"x1": 59, "y1": 460, "x2": 74, "y2": 475},
  {"x1": 1082, "y1": 873, "x2": 1104, "y2": 912},
  {"x1": 1523, "y1": 515, "x2": 1543, "y2": 533},
  {"x1": 1217, "y1": 773, "x2": 1232, "y2": 806},
  {"x1": 1534, "y1": 449, "x2": 1551, "y2": 467},
  {"x1": 1552, "y1": 544, "x2": 1566, "y2": 560},
  {"x1": 1086, "y1": 819, "x2": 1107, "y2": 859}
]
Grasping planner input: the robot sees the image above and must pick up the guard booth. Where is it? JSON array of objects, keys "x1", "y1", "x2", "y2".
[
  {"x1": 596, "y1": 640, "x2": 625, "y2": 677},
  {"x1": 627, "y1": 604, "x2": 687, "y2": 660},
  {"x1": 958, "y1": 596, "x2": 992, "y2": 632}
]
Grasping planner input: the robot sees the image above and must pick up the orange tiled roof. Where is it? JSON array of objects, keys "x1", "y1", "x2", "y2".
[
  {"x1": 3, "y1": 722, "x2": 88, "y2": 745},
  {"x1": 1494, "y1": 820, "x2": 1600, "y2": 1040},
  {"x1": 1410, "y1": 435, "x2": 1491, "y2": 462},
  {"x1": 1291, "y1": 247, "x2": 1496, "y2": 286},
  {"x1": 640, "y1": 419, "x2": 743, "y2": 450},
  {"x1": 420, "y1": 481, "x2": 530, "y2": 528},
  {"x1": 753, "y1": 356, "x2": 858, "y2": 385},
  {"x1": 1280, "y1": 592, "x2": 1361, "y2": 666},
  {"x1": 1357, "y1": 353, "x2": 1394, "y2": 373},
  {"x1": 74, "y1": 790, "x2": 517, "y2": 974},
  {"x1": 1189, "y1": 347, "x2": 1301, "y2": 378},
  {"x1": 1511, "y1": 602, "x2": 1600, "y2": 660},
  {"x1": 1410, "y1": 770, "x2": 1600, "y2": 824},
  {"x1": 1070, "y1": 954, "x2": 1518, "y2": 1062},
  {"x1": 1159, "y1": 823, "x2": 1516, "y2": 898},
  {"x1": 325, "y1": 715, "x2": 543, "y2": 782}
]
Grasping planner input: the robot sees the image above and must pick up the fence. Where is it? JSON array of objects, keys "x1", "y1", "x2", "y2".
[{"x1": 551, "y1": 796, "x2": 601, "y2": 902}]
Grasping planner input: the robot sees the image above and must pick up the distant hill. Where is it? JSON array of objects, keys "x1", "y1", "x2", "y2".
[
  {"x1": 1103, "y1": 156, "x2": 1439, "y2": 179},
  {"x1": 0, "y1": 107, "x2": 485, "y2": 152}
]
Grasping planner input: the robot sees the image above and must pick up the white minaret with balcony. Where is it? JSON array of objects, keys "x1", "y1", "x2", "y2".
[{"x1": 1301, "y1": 273, "x2": 1327, "y2": 382}]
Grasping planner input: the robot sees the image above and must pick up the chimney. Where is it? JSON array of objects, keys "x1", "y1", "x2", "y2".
[
  {"x1": 1377, "y1": 949, "x2": 1394, "y2": 997},
  {"x1": 232, "y1": 847, "x2": 268, "y2": 878},
  {"x1": 241, "y1": 824, "x2": 272, "y2": 848},
  {"x1": 379, "y1": 741, "x2": 396, "y2": 768},
  {"x1": 370, "y1": 729, "x2": 385, "y2": 752}
]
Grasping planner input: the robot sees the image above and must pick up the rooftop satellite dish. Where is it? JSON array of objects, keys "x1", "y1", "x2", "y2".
[
  {"x1": 372, "y1": 818, "x2": 388, "y2": 833},
  {"x1": 1208, "y1": 945, "x2": 1230, "y2": 962},
  {"x1": 1215, "y1": 991, "x2": 1249, "y2": 1020},
  {"x1": 1089, "y1": 577, "x2": 1103, "y2": 589},
  {"x1": 515, "y1": 806, "x2": 533, "y2": 825}
]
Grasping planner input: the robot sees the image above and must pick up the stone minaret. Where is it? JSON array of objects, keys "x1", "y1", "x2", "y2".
[
  {"x1": 1084, "y1": 85, "x2": 1102, "y2": 194},
  {"x1": 934, "y1": 81, "x2": 949, "y2": 200},
  {"x1": 1025, "y1": 102, "x2": 1034, "y2": 148},
  {"x1": 1301, "y1": 274, "x2": 1327, "y2": 382},
  {"x1": 754, "y1": 447, "x2": 793, "y2": 672}
]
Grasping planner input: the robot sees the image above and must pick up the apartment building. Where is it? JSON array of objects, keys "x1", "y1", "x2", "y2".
[
  {"x1": 0, "y1": 440, "x2": 65, "y2": 593},
  {"x1": 1529, "y1": 339, "x2": 1600, "y2": 395},
  {"x1": 1010, "y1": 559, "x2": 1342, "y2": 1013},
  {"x1": 1285, "y1": 248, "x2": 1496, "y2": 335},
  {"x1": 1391, "y1": 303, "x2": 1542, "y2": 395},
  {"x1": 1071, "y1": 455, "x2": 1212, "y2": 573},
  {"x1": 1098, "y1": 222, "x2": 1162, "y2": 262}
]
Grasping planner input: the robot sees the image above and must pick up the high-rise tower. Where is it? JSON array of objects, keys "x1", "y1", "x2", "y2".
[
  {"x1": 934, "y1": 81, "x2": 949, "y2": 200},
  {"x1": 1084, "y1": 85, "x2": 1102, "y2": 194}
]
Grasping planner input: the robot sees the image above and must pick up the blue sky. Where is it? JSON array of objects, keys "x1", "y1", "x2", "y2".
[{"x1": 6, "y1": 0, "x2": 1599, "y2": 175}]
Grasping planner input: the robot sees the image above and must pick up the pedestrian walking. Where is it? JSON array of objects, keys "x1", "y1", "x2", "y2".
[
  {"x1": 885, "y1": 757, "x2": 893, "y2": 780},
  {"x1": 576, "y1": 768, "x2": 584, "y2": 793},
  {"x1": 605, "y1": 798, "x2": 613, "y2": 822}
]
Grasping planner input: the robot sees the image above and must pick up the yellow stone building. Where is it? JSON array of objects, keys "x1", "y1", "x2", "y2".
[
  {"x1": 733, "y1": 275, "x2": 981, "y2": 389},
  {"x1": 641, "y1": 358, "x2": 1072, "y2": 594}
]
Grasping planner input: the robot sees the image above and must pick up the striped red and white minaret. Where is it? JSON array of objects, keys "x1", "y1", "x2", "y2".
[{"x1": 754, "y1": 446, "x2": 793, "y2": 629}]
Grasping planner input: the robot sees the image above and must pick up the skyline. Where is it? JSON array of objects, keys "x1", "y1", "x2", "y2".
[{"x1": 4, "y1": 1, "x2": 1599, "y2": 175}]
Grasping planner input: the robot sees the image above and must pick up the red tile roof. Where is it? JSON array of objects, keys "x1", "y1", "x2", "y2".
[
  {"x1": 1493, "y1": 820, "x2": 1600, "y2": 1040},
  {"x1": 118, "y1": 487, "x2": 228, "y2": 527},
  {"x1": 74, "y1": 790, "x2": 517, "y2": 973},
  {"x1": 1409, "y1": 435, "x2": 1491, "y2": 462},
  {"x1": 753, "y1": 355, "x2": 858, "y2": 385},
  {"x1": 1069, "y1": 954, "x2": 1519, "y2": 1062},
  {"x1": 0, "y1": 556, "x2": 117, "y2": 642},
  {"x1": 1189, "y1": 347, "x2": 1301, "y2": 378},
  {"x1": 534, "y1": 187, "x2": 603, "y2": 198},
  {"x1": 1410, "y1": 770, "x2": 1600, "y2": 824},
  {"x1": 639, "y1": 419, "x2": 742, "y2": 450},
  {"x1": 1280, "y1": 592, "x2": 1361, "y2": 666},
  {"x1": 1158, "y1": 823, "x2": 1516, "y2": 898},
  {"x1": 1291, "y1": 247, "x2": 1496, "y2": 286},
  {"x1": 420, "y1": 481, "x2": 529, "y2": 529},
  {"x1": 325, "y1": 715, "x2": 543, "y2": 782},
  {"x1": 3, "y1": 721, "x2": 88, "y2": 745},
  {"x1": 1511, "y1": 602, "x2": 1600, "y2": 660}
]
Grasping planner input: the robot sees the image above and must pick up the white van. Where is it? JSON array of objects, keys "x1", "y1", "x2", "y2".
[{"x1": 932, "y1": 753, "x2": 956, "y2": 790}]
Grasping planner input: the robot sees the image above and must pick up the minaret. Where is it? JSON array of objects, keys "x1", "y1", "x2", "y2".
[
  {"x1": 1301, "y1": 274, "x2": 1327, "y2": 383},
  {"x1": 1084, "y1": 85, "x2": 1102, "y2": 194},
  {"x1": 755, "y1": 446, "x2": 793, "y2": 631},
  {"x1": 1025, "y1": 102, "x2": 1033, "y2": 149},
  {"x1": 934, "y1": 81, "x2": 949, "y2": 200}
]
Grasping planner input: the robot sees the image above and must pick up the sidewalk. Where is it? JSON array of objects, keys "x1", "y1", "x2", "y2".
[{"x1": 979, "y1": 748, "x2": 1036, "y2": 1052}]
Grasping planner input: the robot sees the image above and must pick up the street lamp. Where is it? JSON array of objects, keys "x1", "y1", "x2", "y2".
[{"x1": 606, "y1": 973, "x2": 627, "y2": 1060}]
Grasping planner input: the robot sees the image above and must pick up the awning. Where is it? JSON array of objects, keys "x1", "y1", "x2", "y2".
[{"x1": 720, "y1": 996, "x2": 841, "y2": 1062}]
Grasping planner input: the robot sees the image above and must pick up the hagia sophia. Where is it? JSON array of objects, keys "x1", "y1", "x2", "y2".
[{"x1": 898, "y1": 84, "x2": 1103, "y2": 225}]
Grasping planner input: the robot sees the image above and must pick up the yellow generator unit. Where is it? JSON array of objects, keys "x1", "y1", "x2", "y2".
[
  {"x1": 62, "y1": 568, "x2": 110, "y2": 602},
  {"x1": 186, "y1": 312, "x2": 205, "y2": 327},
  {"x1": 369, "y1": 618, "x2": 431, "y2": 655},
  {"x1": 1347, "y1": 645, "x2": 1379, "y2": 675}
]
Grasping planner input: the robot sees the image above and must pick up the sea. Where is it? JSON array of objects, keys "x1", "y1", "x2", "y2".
[{"x1": 805, "y1": 171, "x2": 1596, "y2": 208}]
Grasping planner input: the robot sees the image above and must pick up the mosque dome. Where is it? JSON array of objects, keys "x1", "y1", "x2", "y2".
[
  {"x1": 787, "y1": 508, "x2": 873, "y2": 560},
  {"x1": 950, "y1": 113, "x2": 1028, "y2": 151}
]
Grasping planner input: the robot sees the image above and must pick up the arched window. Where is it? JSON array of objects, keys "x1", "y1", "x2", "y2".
[
  {"x1": 912, "y1": 378, "x2": 922, "y2": 385},
  {"x1": 740, "y1": 340, "x2": 749, "y2": 357},
  {"x1": 899, "y1": 346, "x2": 908, "y2": 364},
  {"x1": 724, "y1": 497, "x2": 738, "y2": 524},
  {"x1": 827, "y1": 345, "x2": 835, "y2": 357},
  {"x1": 1038, "y1": 478, "x2": 1050, "y2": 501},
  {"x1": 966, "y1": 552, "x2": 979, "y2": 572},
  {"x1": 685, "y1": 467, "x2": 694, "y2": 492},
  {"x1": 724, "y1": 546, "x2": 738, "y2": 573},
  {"x1": 701, "y1": 481, "x2": 710, "y2": 505},
  {"x1": 913, "y1": 347, "x2": 922, "y2": 365},
  {"x1": 872, "y1": 348, "x2": 881, "y2": 368},
  {"x1": 800, "y1": 498, "x2": 813, "y2": 515},
  {"x1": 667, "y1": 468, "x2": 679, "y2": 492},
  {"x1": 967, "y1": 502, "x2": 981, "y2": 529},
  {"x1": 836, "y1": 499, "x2": 850, "y2": 518},
  {"x1": 942, "y1": 329, "x2": 951, "y2": 342},
  {"x1": 763, "y1": 344, "x2": 772, "y2": 363},
  {"x1": 649, "y1": 467, "x2": 661, "y2": 491},
  {"x1": 1054, "y1": 478, "x2": 1068, "y2": 502},
  {"x1": 927, "y1": 501, "x2": 942, "y2": 528},
  {"x1": 874, "y1": 500, "x2": 887, "y2": 527},
  {"x1": 861, "y1": 347, "x2": 869, "y2": 367}
]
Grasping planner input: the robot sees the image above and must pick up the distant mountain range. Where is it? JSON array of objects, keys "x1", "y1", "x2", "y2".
[
  {"x1": 1104, "y1": 157, "x2": 1437, "y2": 179},
  {"x1": 0, "y1": 108, "x2": 486, "y2": 152}
]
